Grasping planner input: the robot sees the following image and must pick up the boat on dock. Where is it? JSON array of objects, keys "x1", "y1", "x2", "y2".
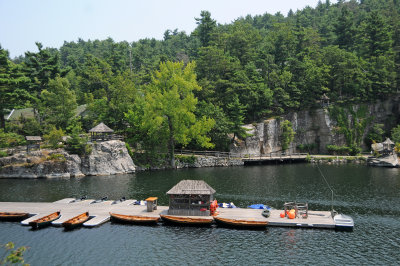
[
  {"x1": 29, "y1": 211, "x2": 60, "y2": 229},
  {"x1": 214, "y1": 216, "x2": 268, "y2": 228},
  {"x1": 62, "y1": 212, "x2": 90, "y2": 229},
  {"x1": 160, "y1": 214, "x2": 214, "y2": 226},
  {"x1": 0, "y1": 212, "x2": 29, "y2": 221},
  {"x1": 110, "y1": 213, "x2": 160, "y2": 224}
]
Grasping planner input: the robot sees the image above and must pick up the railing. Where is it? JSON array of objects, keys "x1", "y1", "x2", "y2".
[{"x1": 175, "y1": 149, "x2": 308, "y2": 160}]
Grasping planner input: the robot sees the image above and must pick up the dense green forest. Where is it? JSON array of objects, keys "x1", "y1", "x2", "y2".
[{"x1": 1, "y1": 0, "x2": 400, "y2": 163}]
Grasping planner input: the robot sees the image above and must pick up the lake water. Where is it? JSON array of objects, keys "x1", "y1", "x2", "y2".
[{"x1": 0, "y1": 164, "x2": 399, "y2": 265}]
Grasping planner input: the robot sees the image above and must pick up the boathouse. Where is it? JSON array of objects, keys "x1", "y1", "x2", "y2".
[{"x1": 166, "y1": 180, "x2": 216, "y2": 216}]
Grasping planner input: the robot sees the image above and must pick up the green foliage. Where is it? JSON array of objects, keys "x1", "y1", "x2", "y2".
[
  {"x1": 43, "y1": 127, "x2": 64, "y2": 149},
  {"x1": 175, "y1": 155, "x2": 196, "y2": 164},
  {"x1": 0, "y1": 151, "x2": 8, "y2": 158},
  {"x1": 297, "y1": 143, "x2": 316, "y2": 152},
  {"x1": 46, "y1": 153, "x2": 66, "y2": 161},
  {"x1": 40, "y1": 76, "x2": 77, "y2": 129},
  {"x1": 0, "y1": 130, "x2": 25, "y2": 148},
  {"x1": 125, "y1": 142, "x2": 134, "y2": 159},
  {"x1": 128, "y1": 61, "x2": 215, "y2": 166},
  {"x1": 2, "y1": 1, "x2": 400, "y2": 155},
  {"x1": 280, "y1": 120, "x2": 295, "y2": 151},
  {"x1": 365, "y1": 123, "x2": 385, "y2": 147},
  {"x1": 65, "y1": 124, "x2": 89, "y2": 156},
  {"x1": 0, "y1": 242, "x2": 29, "y2": 265},
  {"x1": 328, "y1": 105, "x2": 372, "y2": 149},
  {"x1": 391, "y1": 125, "x2": 400, "y2": 143},
  {"x1": 326, "y1": 145, "x2": 350, "y2": 155}
]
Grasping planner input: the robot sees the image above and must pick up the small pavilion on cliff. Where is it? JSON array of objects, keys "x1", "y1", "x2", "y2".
[{"x1": 89, "y1": 122, "x2": 114, "y2": 142}]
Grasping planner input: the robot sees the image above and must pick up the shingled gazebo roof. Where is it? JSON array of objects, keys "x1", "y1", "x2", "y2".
[
  {"x1": 382, "y1": 138, "x2": 394, "y2": 145},
  {"x1": 89, "y1": 122, "x2": 114, "y2": 133},
  {"x1": 167, "y1": 180, "x2": 216, "y2": 195},
  {"x1": 25, "y1": 136, "x2": 42, "y2": 141}
]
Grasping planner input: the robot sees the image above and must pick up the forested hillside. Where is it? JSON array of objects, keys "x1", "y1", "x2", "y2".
[{"x1": 1, "y1": 0, "x2": 400, "y2": 160}]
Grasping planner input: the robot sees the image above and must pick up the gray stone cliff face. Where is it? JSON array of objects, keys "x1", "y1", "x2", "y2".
[
  {"x1": 0, "y1": 140, "x2": 135, "y2": 178},
  {"x1": 231, "y1": 97, "x2": 400, "y2": 155}
]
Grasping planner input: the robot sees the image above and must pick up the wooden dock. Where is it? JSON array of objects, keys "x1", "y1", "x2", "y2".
[{"x1": 0, "y1": 198, "x2": 340, "y2": 229}]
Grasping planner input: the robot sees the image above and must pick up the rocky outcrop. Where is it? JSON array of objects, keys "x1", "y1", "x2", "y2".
[
  {"x1": 231, "y1": 96, "x2": 400, "y2": 156},
  {"x1": 81, "y1": 140, "x2": 135, "y2": 176},
  {"x1": 176, "y1": 156, "x2": 244, "y2": 169},
  {"x1": 0, "y1": 140, "x2": 135, "y2": 178},
  {"x1": 367, "y1": 154, "x2": 399, "y2": 167}
]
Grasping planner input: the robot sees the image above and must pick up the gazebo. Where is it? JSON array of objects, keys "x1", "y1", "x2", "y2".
[
  {"x1": 321, "y1": 93, "x2": 330, "y2": 107},
  {"x1": 166, "y1": 180, "x2": 216, "y2": 216},
  {"x1": 25, "y1": 136, "x2": 42, "y2": 152},
  {"x1": 89, "y1": 122, "x2": 114, "y2": 141},
  {"x1": 382, "y1": 138, "x2": 395, "y2": 155}
]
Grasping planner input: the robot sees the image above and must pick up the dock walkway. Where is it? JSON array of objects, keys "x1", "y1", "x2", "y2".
[{"x1": 0, "y1": 199, "x2": 338, "y2": 229}]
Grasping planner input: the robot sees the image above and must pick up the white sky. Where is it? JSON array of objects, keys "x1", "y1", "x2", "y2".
[{"x1": 0, "y1": 0, "x2": 336, "y2": 58}]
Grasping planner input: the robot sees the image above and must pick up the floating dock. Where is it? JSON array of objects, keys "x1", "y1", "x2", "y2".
[{"x1": 0, "y1": 198, "x2": 345, "y2": 230}]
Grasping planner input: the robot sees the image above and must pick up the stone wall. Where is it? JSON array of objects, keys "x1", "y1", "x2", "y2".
[
  {"x1": 0, "y1": 140, "x2": 136, "y2": 178},
  {"x1": 231, "y1": 96, "x2": 400, "y2": 156},
  {"x1": 176, "y1": 156, "x2": 244, "y2": 169}
]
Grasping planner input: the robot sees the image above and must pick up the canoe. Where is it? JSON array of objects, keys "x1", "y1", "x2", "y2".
[
  {"x1": 0, "y1": 212, "x2": 29, "y2": 221},
  {"x1": 214, "y1": 216, "x2": 268, "y2": 228},
  {"x1": 62, "y1": 212, "x2": 90, "y2": 229},
  {"x1": 160, "y1": 214, "x2": 214, "y2": 226},
  {"x1": 29, "y1": 211, "x2": 60, "y2": 229},
  {"x1": 110, "y1": 213, "x2": 160, "y2": 224}
]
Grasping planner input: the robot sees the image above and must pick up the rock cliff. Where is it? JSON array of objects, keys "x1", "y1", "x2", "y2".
[
  {"x1": 0, "y1": 140, "x2": 135, "y2": 178},
  {"x1": 231, "y1": 96, "x2": 400, "y2": 155}
]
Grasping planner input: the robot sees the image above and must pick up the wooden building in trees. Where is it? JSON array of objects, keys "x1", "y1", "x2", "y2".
[
  {"x1": 25, "y1": 136, "x2": 41, "y2": 152},
  {"x1": 382, "y1": 138, "x2": 395, "y2": 155},
  {"x1": 89, "y1": 122, "x2": 114, "y2": 141},
  {"x1": 166, "y1": 180, "x2": 216, "y2": 216}
]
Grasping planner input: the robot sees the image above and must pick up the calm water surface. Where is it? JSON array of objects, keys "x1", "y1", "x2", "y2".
[{"x1": 0, "y1": 164, "x2": 399, "y2": 265}]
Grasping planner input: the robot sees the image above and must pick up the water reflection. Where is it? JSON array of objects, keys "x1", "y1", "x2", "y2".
[{"x1": 0, "y1": 164, "x2": 399, "y2": 264}]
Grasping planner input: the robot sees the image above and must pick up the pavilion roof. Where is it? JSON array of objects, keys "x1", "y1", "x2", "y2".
[
  {"x1": 89, "y1": 122, "x2": 114, "y2": 133},
  {"x1": 167, "y1": 180, "x2": 216, "y2": 195},
  {"x1": 25, "y1": 136, "x2": 42, "y2": 141}
]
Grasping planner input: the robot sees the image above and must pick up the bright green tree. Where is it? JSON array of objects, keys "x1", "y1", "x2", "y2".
[
  {"x1": 0, "y1": 47, "x2": 30, "y2": 130},
  {"x1": 43, "y1": 127, "x2": 65, "y2": 148},
  {"x1": 391, "y1": 124, "x2": 400, "y2": 144},
  {"x1": 41, "y1": 76, "x2": 77, "y2": 129},
  {"x1": 133, "y1": 61, "x2": 215, "y2": 166},
  {"x1": 281, "y1": 120, "x2": 295, "y2": 151}
]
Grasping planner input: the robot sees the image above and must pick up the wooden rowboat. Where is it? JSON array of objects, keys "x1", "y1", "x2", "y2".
[
  {"x1": 214, "y1": 216, "x2": 268, "y2": 228},
  {"x1": 29, "y1": 211, "x2": 60, "y2": 229},
  {"x1": 110, "y1": 213, "x2": 160, "y2": 224},
  {"x1": 0, "y1": 212, "x2": 29, "y2": 221},
  {"x1": 160, "y1": 214, "x2": 214, "y2": 226},
  {"x1": 62, "y1": 212, "x2": 90, "y2": 229}
]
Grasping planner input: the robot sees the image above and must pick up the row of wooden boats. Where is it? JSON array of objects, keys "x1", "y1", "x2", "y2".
[
  {"x1": 0, "y1": 211, "x2": 90, "y2": 229},
  {"x1": 0, "y1": 211, "x2": 268, "y2": 229},
  {"x1": 109, "y1": 213, "x2": 268, "y2": 228}
]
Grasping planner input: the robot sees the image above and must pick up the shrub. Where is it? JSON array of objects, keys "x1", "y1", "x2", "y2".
[
  {"x1": 0, "y1": 151, "x2": 8, "y2": 158},
  {"x1": 0, "y1": 130, "x2": 26, "y2": 148},
  {"x1": 297, "y1": 143, "x2": 316, "y2": 152},
  {"x1": 43, "y1": 127, "x2": 64, "y2": 149},
  {"x1": 46, "y1": 153, "x2": 66, "y2": 161},
  {"x1": 175, "y1": 155, "x2": 196, "y2": 164},
  {"x1": 65, "y1": 124, "x2": 90, "y2": 156},
  {"x1": 326, "y1": 145, "x2": 350, "y2": 155},
  {"x1": 125, "y1": 143, "x2": 134, "y2": 159}
]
